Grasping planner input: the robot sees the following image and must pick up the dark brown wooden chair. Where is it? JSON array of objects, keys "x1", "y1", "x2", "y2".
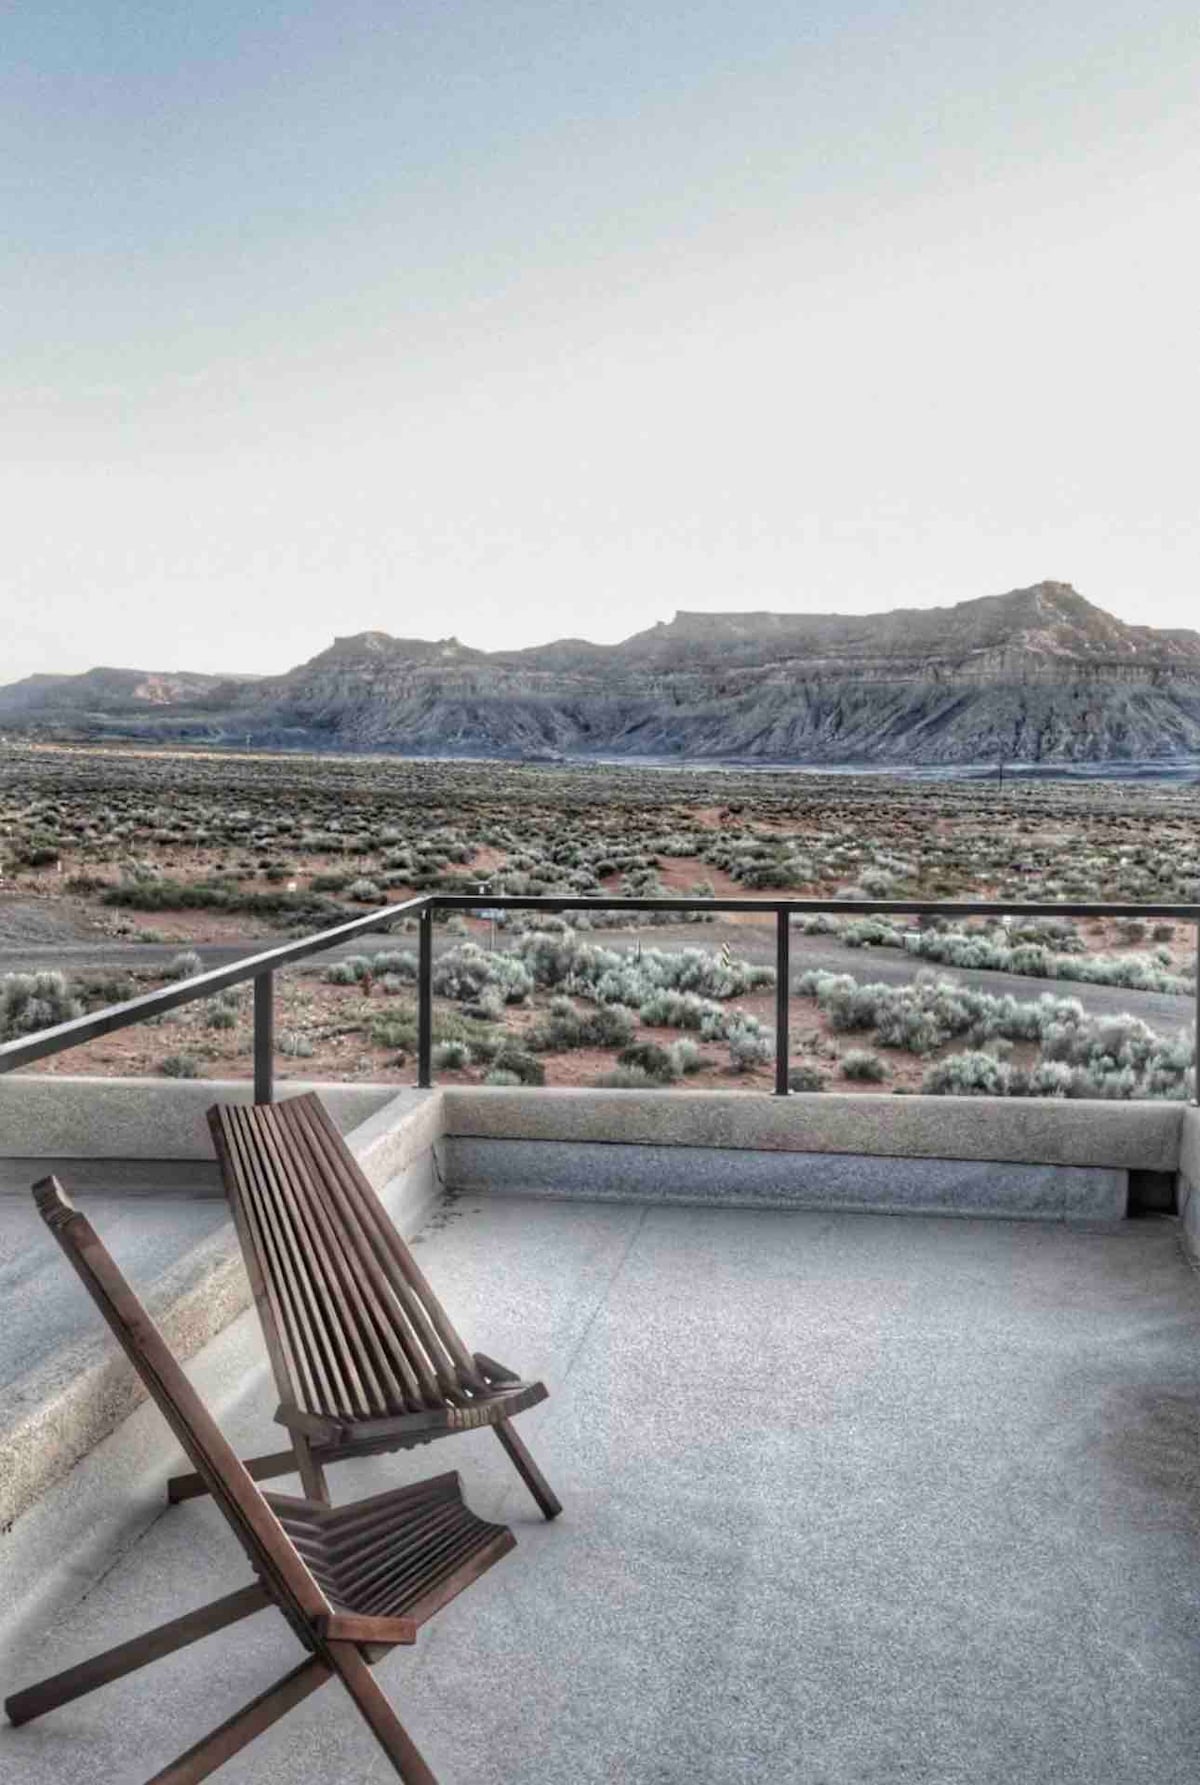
[
  {"x1": 5, "y1": 1176, "x2": 516, "y2": 1784},
  {"x1": 167, "y1": 1092, "x2": 561, "y2": 1520}
]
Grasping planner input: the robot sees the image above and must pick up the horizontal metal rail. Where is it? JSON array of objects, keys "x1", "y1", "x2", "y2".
[
  {"x1": 433, "y1": 895, "x2": 1200, "y2": 920},
  {"x1": 0, "y1": 894, "x2": 429, "y2": 1075},
  {"x1": 0, "y1": 892, "x2": 1196, "y2": 1103}
]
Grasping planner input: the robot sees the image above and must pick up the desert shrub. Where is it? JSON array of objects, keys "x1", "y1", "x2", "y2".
[
  {"x1": 75, "y1": 972, "x2": 139, "y2": 1010},
  {"x1": 487, "y1": 1042, "x2": 544, "y2": 1085},
  {"x1": 14, "y1": 840, "x2": 61, "y2": 868},
  {"x1": 798, "y1": 970, "x2": 1091, "y2": 1055},
  {"x1": 470, "y1": 985, "x2": 507, "y2": 1022},
  {"x1": 432, "y1": 1039, "x2": 471, "y2": 1069},
  {"x1": 100, "y1": 877, "x2": 340, "y2": 929},
  {"x1": 668, "y1": 1038, "x2": 703, "y2": 1075},
  {"x1": 841, "y1": 1048, "x2": 887, "y2": 1082},
  {"x1": 277, "y1": 1031, "x2": 315, "y2": 1058},
  {"x1": 166, "y1": 950, "x2": 203, "y2": 981},
  {"x1": 638, "y1": 989, "x2": 728, "y2": 1034},
  {"x1": 921, "y1": 1052, "x2": 1014, "y2": 1096},
  {"x1": 616, "y1": 1040, "x2": 678, "y2": 1083},
  {"x1": 432, "y1": 944, "x2": 533, "y2": 1005},
  {"x1": 511, "y1": 928, "x2": 772, "y2": 1004},
  {"x1": 366, "y1": 1003, "x2": 498, "y2": 1059},
  {"x1": 159, "y1": 1053, "x2": 201, "y2": 1078},
  {"x1": 820, "y1": 914, "x2": 1190, "y2": 994},
  {"x1": 593, "y1": 1065, "x2": 657, "y2": 1089},
  {"x1": 324, "y1": 958, "x2": 367, "y2": 985},
  {"x1": 346, "y1": 877, "x2": 384, "y2": 904},
  {"x1": 0, "y1": 970, "x2": 83, "y2": 1039},
  {"x1": 204, "y1": 1005, "x2": 238, "y2": 1030},
  {"x1": 370, "y1": 950, "x2": 418, "y2": 980},
  {"x1": 484, "y1": 1068, "x2": 522, "y2": 1087},
  {"x1": 527, "y1": 998, "x2": 636, "y2": 1053},
  {"x1": 788, "y1": 1064, "x2": 828, "y2": 1092},
  {"x1": 727, "y1": 1017, "x2": 772, "y2": 1072}
]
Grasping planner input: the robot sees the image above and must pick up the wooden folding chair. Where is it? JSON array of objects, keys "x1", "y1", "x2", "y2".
[
  {"x1": 5, "y1": 1176, "x2": 516, "y2": 1784},
  {"x1": 167, "y1": 1093, "x2": 561, "y2": 1520}
]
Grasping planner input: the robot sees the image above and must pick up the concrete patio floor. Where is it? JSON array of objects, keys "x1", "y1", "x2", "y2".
[{"x1": 2, "y1": 1197, "x2": 1199, "y2": 1783}]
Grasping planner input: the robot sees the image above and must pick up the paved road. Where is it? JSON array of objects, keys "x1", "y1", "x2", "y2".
[{"x1": 1, "y1": 921, "x2": 1194, "y2": 1037}]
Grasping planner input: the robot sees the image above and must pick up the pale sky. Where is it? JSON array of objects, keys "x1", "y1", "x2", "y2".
[{"x1": 3, "y1": 2, "x2": 1197, "y2": 681}]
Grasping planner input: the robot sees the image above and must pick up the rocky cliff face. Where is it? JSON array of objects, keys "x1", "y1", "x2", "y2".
[
  {"x1": 0, "y1": 666, "x2": 248, "y2": 717},
  {"x1": 6, "y1": 583, "x2": 1200, "y2": 765}
]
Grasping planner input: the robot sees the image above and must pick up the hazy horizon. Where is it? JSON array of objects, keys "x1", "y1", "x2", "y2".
[{"x1": 6, "y1": 3, "x2": 1197, "y2": 681}]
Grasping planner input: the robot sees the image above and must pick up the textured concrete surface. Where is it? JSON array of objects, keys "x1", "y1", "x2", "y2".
[
  {"x1": 1179, "y1": 1109, "x2": 1200, "y2": 1265},
  {"x1": 0, "y1": 1216, "x2": 248, "y2": 1532},
  {"x1": 442, "y1": 1086, "x2": 1184, "y2": 1171},
  {"x1": 3, "y1": 1199, "x2": 1199, "y2": 1784},
  {"x1": 0, "y1": 1089, "x2": 440, "y2": 1525},
  {"x1": 442, "y1": 1136, "x2": 1129, "y2": 1221},
  {"x1": 0, "y1": 1196, "x2": 229, "y2": 1393},
  {"x1": 0, "y1": 1076, "x2": 399, "y2": 1161},
  {"x1": 1181, "y1": 1106, "x2": 1200, "y2": 1191}
]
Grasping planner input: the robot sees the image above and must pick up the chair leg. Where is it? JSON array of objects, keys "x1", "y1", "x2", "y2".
[
  {"x1": 493, "y1": 1417, "x2": 562, "y2": 1520},
  {"x1": 146, "y1": 1655, "x2": 331, "y2": 1785},
  {"x1": 167, "y1": 1446, "x2": 311, "y2": 1503},
  {"x1": 5, "y1": 1583, "x2": 270, "y2": 1727},
  {"x1": 294, "y1": 1433, "x2": 330, "y2": 1504},
  {"x1": 328, "y1": 1641, "x2": 439, "y2": 1783}
]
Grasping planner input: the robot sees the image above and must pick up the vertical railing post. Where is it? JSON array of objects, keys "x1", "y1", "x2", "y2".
[
  {"x1": 775, "y1": 906, "x2": 790, "y2": 1096},
  {"x1": 253, "y1": 971, "x2": 274, "y2": 1105},
  {"x1": 417, "y1": 904, "x2": 433, "y2": 1089}
]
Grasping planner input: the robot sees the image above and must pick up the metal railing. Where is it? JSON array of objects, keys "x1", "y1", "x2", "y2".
[{"x1": 0, "y1": 895, "x2": 1197, "y2": 1103}]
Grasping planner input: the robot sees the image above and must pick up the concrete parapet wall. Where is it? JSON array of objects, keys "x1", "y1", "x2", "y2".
[
  {"x1": 443, "y1": 1136, "x2": 1127, "y2": 1223},
  {"x1": 441, "y1": 1087, "x2": 1183, "y2": 1172},
  {"x1": 0, "y1": 1076, "x2": 399, "y2": 1162}
]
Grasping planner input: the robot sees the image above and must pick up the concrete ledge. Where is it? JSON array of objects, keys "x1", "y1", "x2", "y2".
[
  {"x1": 350, "y1": 1088, "x2": 443, "y2": 1193},
  {"x1": 1180, "y1": 1106, "x2": 1200, "y2": 1192},
  {"x1": 1179, "y1": 1108, "x2": 1200, "y2": 1267},
  {"x1": 0, "y1": 1087, "x2": 442, "y2": 1527},
  {"x1": 0, "y1": 1225, "x2": 248, "y2": 1532},
  {"x1": 441, "y1": 1137, "x2": 1128, "y2": 1223},
  {"x1": 0, "y1": 1076, "x2": 399, "y2": 1162},
  {"x1": 0, "y1": 1157, "x2": 224, "y2": 1196},
  {"x1": 441, "y1": 1087, "x2": 1183, "y2": 1172}
]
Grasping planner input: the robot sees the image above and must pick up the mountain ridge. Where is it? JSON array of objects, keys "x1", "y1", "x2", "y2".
[{"x1": 4, "y1": 582, "x2": 1200, "y2": 765}]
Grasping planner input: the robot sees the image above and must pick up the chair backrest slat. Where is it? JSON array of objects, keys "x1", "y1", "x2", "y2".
[
  {"x1": 250, "y1": 1105, "x2": 426, "y2": 1414},
  {"x1": 231, "y1": 1102, "x2": 386, "y2": 1418},
  {"x1": 209, "y1": 1094, "x2": 490, "y2": 1423},
  {"x1": 32, "y1": 1177, "x2": 330, "y2": 1631},
  {"x1": 223, "y1": 1104, "x2": 359, "y2": 1417},
  {"x1": 279, "y1": 1098, "x2": 466, "y2": 1399},
  {"x1": 284, "y1": 1095, "x2": 485, "y2": 1394}
]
